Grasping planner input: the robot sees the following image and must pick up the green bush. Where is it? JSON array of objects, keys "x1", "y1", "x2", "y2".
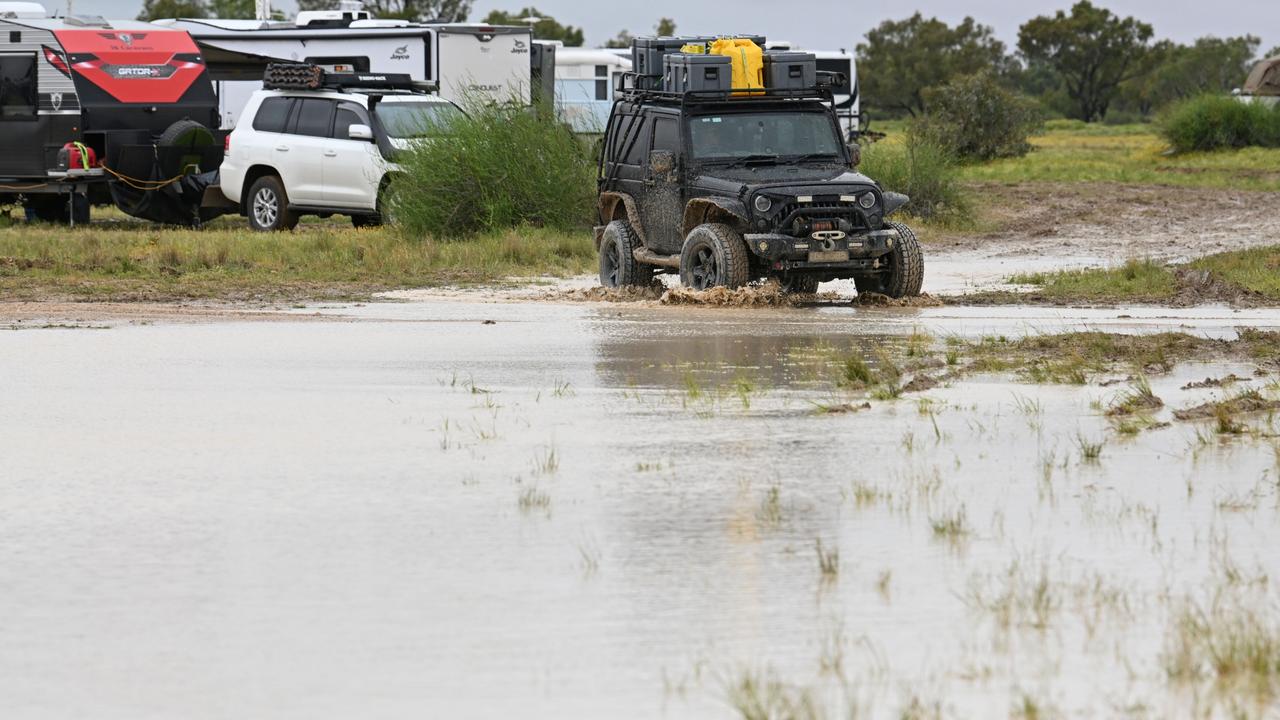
[
  {"x1": 1159, "y1": 94, "x2": 1280, "y2": 152},
  {"x1": 916, "y1": 72, "x2": 1044, "y2": 161},
  {"x1": 860, "y1": 130, "x2": 970, "y2": 224},
  {"x1": 390, "y1": 102, "x2": 596, "y2": 238}
]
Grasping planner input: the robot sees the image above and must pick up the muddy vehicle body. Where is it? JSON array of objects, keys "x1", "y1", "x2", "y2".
[{"x1": 596, "y1": 76, "x2": 922, "y2": 296}]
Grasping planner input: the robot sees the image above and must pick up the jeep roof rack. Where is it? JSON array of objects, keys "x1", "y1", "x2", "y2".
[{"x1": 613, "y1": 70, "x2": 844, "y2": 108}]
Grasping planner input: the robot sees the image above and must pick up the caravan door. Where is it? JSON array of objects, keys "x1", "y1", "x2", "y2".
[
  {"x1": 0, "y1": 51, "x2": 43, "y2": 176},
  {"x1": 435, "y1": 27, "x2": 531, "y2": 106}
]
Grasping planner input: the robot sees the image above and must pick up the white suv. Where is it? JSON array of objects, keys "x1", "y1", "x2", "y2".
[{"x1": 220, "y1": 86, "x2": 463, "y2": 231}]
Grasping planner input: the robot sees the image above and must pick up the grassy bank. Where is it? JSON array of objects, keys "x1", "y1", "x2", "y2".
[
  {"x1": 1002, "y1": 246, "x2": 1280, "y2": 305},
  {"x1": 870, "y1": 119, "x2": 1280, "y2": 192},
  {"x1": 0, "y1": 216, "x2": 594, "y2": 302}
]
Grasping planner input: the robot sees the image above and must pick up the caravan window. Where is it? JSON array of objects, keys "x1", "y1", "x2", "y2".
[
  {"x1": 595, "y1": 64, "x2": 608, "y2": 101},
  {"x1": 0, "y1": 54, "x2": 37, "y2": 118}
]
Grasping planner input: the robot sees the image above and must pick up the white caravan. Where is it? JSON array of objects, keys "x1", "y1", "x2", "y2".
[
  {"x1": 552, "y1": 46, "x2": 631, "y2": 133},
  {"x1": 154, "y1": 17, "x2": 533, "y2": 128},
  {"x1": 766, "y1": 42, "x2": 860, "y2": 140}
]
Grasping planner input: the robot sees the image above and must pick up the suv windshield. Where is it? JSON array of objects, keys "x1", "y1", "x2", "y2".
[
  {"x1": 375, "y1": 102, "x2": 464, "y2": 138},
  {"x1": 688, "y1": 112, "x2": 841, "y2": 161}
]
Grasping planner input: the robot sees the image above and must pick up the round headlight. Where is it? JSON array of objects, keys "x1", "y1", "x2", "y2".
[
  {"x1": 753, "y1": 195, "x2": 772, "y2": 213},
  {"x1": 859, "y1": 192, "x2": 877, "y2": 209}
]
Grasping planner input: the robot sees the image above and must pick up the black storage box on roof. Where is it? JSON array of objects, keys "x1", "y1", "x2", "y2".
[
  {"x1": 764, "y1": 50, "x2": 817, "y2": 90},
  {"x1": 632, "y1": 36, "x2": 714, "y2": 88},
  {"x1": 663, "y1": 53, "x2": 732, "y2": 93}
]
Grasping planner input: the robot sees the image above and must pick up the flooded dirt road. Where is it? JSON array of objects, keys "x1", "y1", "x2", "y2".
[{"x1": 3, "y1": 298, "x2": 1279, "y2": 718}]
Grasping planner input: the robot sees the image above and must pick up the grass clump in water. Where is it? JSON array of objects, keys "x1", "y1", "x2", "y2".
[
  {"x1": 1010, "y1": 258, "x2": 1177, "y2": 302},
  {"x1": 814, "y1": 539, "x2": 839, "y2": 578},
  {"x1": 1165, "y1": 596, "x2": 1280, "y2": 698},
  {"x1": 725, "y1": 669, "x2": 821, "y2": 720},
  {"x1": 1007, "y1": 246, "x2": 1280, "y2": 304},
  {"x1": 1108, "y1": 376, "x2": 1164, "y2": 417}
]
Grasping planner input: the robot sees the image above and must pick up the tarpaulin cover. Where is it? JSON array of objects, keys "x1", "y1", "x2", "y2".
[{"x1": 1243, "y1": 57, "x2": 1280, "y2": 97}]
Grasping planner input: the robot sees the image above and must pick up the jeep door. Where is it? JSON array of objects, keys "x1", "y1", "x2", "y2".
[
  {"x1": 605, "y1": 109, "x2": 648, "y2": 206},
  {"x1": 638, "y1": 114, "x2": 684, "y2": 255},
  {"x1": 323, "y1": 101, "x2": 380, "y2": 209}
]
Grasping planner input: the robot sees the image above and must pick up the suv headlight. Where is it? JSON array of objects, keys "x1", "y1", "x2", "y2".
[
  {"x1": 754, "y1": 195, "x2": 772, "y2": 214},
  {"x1": 859, "y1": 192, "x2": 877, "y2": 209}
]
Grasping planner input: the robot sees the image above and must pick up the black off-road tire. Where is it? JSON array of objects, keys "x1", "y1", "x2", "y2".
[
  {"x1": 779, "y1": 274, "x2": 821, "y2": 294},
  {"x1": 856, "y1": 221, "x2": 924, "y2": 298},
  {"x1": 598, "y1": 220, "x2": 655, "y2": 288},
  {"x1": 245, "y1": 175, "x2": 299, "y2": 232},
  {"x1": 679, "y1": 223, "x2": 750, "y2": 290},
  {"x1": 158, "y1": 119, "x2": 215, "y2": 150}
]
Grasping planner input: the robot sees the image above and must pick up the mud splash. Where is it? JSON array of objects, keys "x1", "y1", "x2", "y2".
[{"x1": 852, "y1": 291, "x2": 945, "y2": 308}]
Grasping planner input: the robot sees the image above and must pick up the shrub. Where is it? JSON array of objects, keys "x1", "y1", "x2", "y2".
[
  {"x1": 390, "y1": 101, "x2": 597, "y2": 238},
  {"x1": 860, "y1": 129, "x2": 970, "y2": 224},
  {"x1": 1159, "y1": 94, "x2": 1280, "y2": 152},
  {"x1": 917, "y1": 72, "x2": 1044, "y2": 161}
]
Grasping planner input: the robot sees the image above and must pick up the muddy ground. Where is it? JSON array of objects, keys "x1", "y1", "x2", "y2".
[{"x1": 3, "y1": 182, "x2": 1279, "y2": 326}]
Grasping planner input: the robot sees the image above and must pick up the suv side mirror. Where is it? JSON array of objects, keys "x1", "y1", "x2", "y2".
[
  {"x1": 648, "y1": 150, "x2": 676, "y2": 174},
  {"x1": 348, "y1": 124, "x2": 375, "y2": 142}
]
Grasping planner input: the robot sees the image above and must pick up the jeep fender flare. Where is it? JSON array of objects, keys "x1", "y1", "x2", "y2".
[
  {"x1": 681, "y1": 197, "x2": 750, "y2": 239},
  {"x1": 598, "y1": 192, "x2": 646, "y2": 248}
]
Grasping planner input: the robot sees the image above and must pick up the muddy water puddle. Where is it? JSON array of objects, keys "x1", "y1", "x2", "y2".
[{"x1": 1, "y1": 300, "x2": 1278, "y2": 718}]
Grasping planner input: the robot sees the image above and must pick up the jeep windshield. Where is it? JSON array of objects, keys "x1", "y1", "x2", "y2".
[
  {"x1": 688, "y1": 111, "x2": 842, "y2": 163},
  {"x1": 374, "y1": 101, "x2": 464, "y2": 138}
]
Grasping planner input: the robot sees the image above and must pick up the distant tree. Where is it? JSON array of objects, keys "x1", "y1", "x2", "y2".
[
  {"x1": 605, "y1": 18, "x2": 675, "y2": 49},
  {"x1": 856, "y1": 13, "x2": 1012, "y2": 117},
  {"x1": 137, "y1": 0, "x2": 206, "y2": 20},
  {"x1": 1018, "y1": 1, "x2": 1154, "y2": 122},
  {"x1": 1266, "y1": 46, "x2": 1280, "y2": 60},
  {"x1": 294, "y1": 0, "x2": 469, "y2": 21},
  {"x1": 483, "y1": 7, "x2": 583, "y2": 46},
  {"x1": 1122, "y1": 36, "x2": 1259, "y2": 116},
  {"x1": 604, "y1": 30, "x2": 633, "y2": 49}
]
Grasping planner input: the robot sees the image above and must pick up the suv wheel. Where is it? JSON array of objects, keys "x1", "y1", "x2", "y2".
[
  {"x1": 246, "y1": 175, "x2": 299, "y2": 232},
  {"x1": 680, "y1": 223, "x2": 749, "y2": 291},
  {"x1": 778, "y1": 274, "x2": 820, "y2": 294},
  {"x1": 598, "y1": 220, "x2": 654, "y2": 288},
  {"x1": 856, "y1": 222, "x2": 924, "y2": 298}
]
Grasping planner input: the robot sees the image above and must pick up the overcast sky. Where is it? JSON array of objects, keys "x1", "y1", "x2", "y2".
[{"x1": 59, "y1": 0, "x2": 1280, "y2": 56}]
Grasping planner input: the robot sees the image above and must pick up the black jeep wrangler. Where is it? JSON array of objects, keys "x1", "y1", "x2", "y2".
[{"x1": 596, "y1": 79, "x2": 923, "y2": 297}]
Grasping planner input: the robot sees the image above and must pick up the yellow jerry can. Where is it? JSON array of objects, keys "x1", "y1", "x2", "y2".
[{"x1": 710, "y1": 37, "x2": 764, "y2": 95}]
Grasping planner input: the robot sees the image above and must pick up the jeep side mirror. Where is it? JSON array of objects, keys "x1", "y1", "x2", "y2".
[
  {"x1": 648, "y1": 150, "x2": 676, "y2": 174},
  {"x1": 348, "y1": 124, "x2": 375, "y2": 142}
]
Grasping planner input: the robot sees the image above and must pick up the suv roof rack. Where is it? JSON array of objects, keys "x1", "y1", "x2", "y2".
[
  {"x1": 263, "y1": 62, "x2": 438, "y2": 94},
  {"x1": 613, "y1": 70, "x2": 844, "y2": 107}
]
